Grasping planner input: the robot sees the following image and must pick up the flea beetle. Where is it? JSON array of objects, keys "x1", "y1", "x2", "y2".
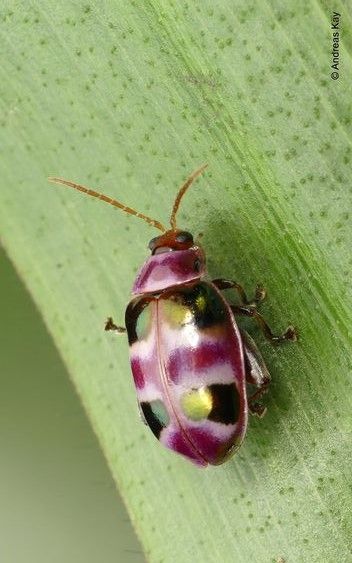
[{"x1": 49, "y1": 165, "x2": 296, "y2": 466}]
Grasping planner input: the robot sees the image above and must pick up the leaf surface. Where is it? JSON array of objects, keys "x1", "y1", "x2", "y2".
[{"x1": 1, "y1": 2, "x2": 351, "y2": 562}]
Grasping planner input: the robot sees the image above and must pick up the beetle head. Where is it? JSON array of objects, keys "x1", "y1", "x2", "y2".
[{"x1": 148, "y1": 229, "x2": 194, "y2": 254}]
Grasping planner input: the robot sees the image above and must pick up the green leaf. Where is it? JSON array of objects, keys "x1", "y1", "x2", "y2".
[{"x1": 1, "y1": 2, "x2": 351, "y2": 562}]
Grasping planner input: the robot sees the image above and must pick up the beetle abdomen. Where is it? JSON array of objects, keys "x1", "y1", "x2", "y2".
[{"x1": 126, "y1": 281, "x2": 247, "y2": 466}]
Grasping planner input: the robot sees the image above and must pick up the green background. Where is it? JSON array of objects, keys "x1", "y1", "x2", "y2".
[{"x1": 0, "y1": 249, "x2": 143, "y2": 563}]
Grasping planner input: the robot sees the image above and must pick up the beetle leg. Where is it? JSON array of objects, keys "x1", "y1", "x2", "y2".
[
  {"x1": 104, "y1": 317, "x2": 126, "y2": 333},
  {"x1": 232, "y1": 305, "x2": 297, "y2": 344},
  {"x1": 241, "y1": 329, "x2": 271, "y2": 417},
  {"x1": 212, "y1": 278, "x2": 266, "y2": 307}
]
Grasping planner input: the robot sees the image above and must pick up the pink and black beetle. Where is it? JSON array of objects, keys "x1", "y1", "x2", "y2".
[{"x1": 49, "y1": 165, "x2": 297, "y2": 467}]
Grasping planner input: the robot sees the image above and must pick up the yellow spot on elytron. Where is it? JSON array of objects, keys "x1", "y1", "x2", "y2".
[
  {"x1": 163, "y1": 301, "x2": 193, "y2": 326},
  {"x1": 195, "y1": 294, "x2": 207, "y2": 312},
  {"x1": 181, "y1": 387, "x2": 213, "y2": 421}
]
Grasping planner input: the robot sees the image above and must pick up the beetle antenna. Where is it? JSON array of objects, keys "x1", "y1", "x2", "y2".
[
  {"x1": 48, "y1": 177, "x2": 167, "y2": 232},
  {"x1": 170, "y1": 164, "x2": 208, "y2": 230}
]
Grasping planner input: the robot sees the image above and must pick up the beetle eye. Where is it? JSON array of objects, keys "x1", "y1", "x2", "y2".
[
  {"x1": 148, "y1": 236, "x2": 160, "y2": 251},
  {"x1": 175, "y1": 231, "x2": 193, "y2": 245}
]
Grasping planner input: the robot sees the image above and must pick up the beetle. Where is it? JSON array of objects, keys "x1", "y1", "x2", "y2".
[{"x1": 49, "y1": 165, "x2": 296, "y2": 467}]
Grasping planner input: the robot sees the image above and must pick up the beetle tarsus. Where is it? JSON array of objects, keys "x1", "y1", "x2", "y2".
[
  {"x1": 105, "y1": 317, "x2": 126, "y2": 333},
  {"x1": 282, "y1": 325, "x2": 298, "y2": 342},
  {"x1": 249, "y1": 402, "x2": 267, "y2": 418},
  {"x1": 245, "y1": 283, "x2": 267, "y2": 308},
  {"x1": 232, "y1": 305, "x2": 297, "y2": 344},
  {"x1": 253, "y1": 283, "x2": 266, "y2": 305}
]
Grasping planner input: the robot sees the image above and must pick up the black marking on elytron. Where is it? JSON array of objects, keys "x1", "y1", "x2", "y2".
[
  {"x1": 208, "y1": 383, "x2": 240, "y2": 425},
  {"x1": 140, "y1": 401, "x2": 165, "y2": 439},
  {"x1": 166, "y1": 282, "x2": 226, "y2": 330},
  {"x1": 125, "y1": 295, "x2": 153, "y2": 345}
]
